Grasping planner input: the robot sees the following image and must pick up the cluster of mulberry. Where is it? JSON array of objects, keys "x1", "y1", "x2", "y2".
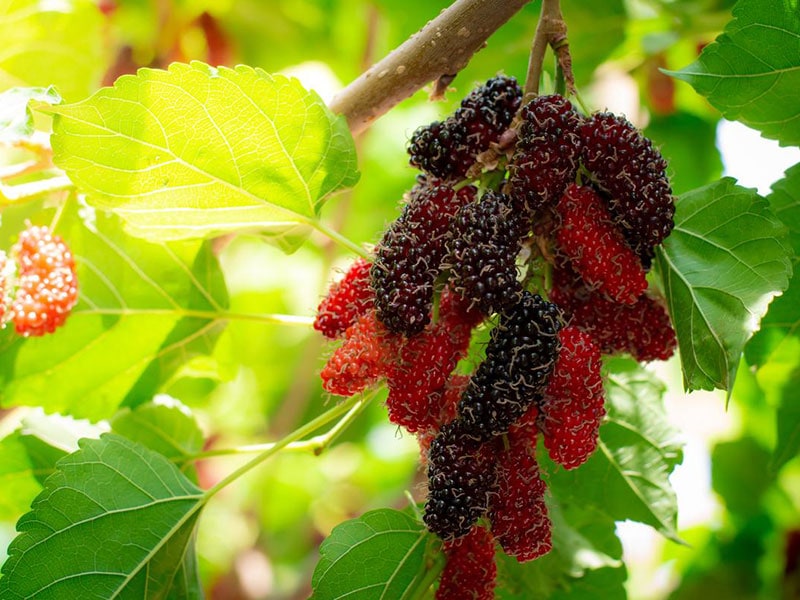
[
  {"x1": 314, "y1": 78, "x2": 678, "y2": 598},
  {"x1": 0, "y1": 224, "x2": 79, "y2": 337}
]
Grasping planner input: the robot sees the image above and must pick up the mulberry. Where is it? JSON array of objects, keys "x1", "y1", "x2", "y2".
[
  {"x1": 446, "y1": 191, "x2": 524, "y2": 316},
  {"x1": 489, "y1": 435, "x2": 551, "y2": 562},
  {"x1": 372, "y1": 178, "x2": 476, "y2": 336},
  {"x1": 551, "y1": 264, "x2": 676, "y2": 361},
  {"x1": 386, "y1": 324, "x2": 467, "y2": 432},
  {"x1": 436, "y1": 525, "x2": 497, "y2": 600},
  {"x1": 9, "y1": 225, "x2": 78, "y2": 337},
  {"x1": 580, "y1": 112, "x2": 675, "y2": 266},
  {"x1": 320, "y1": 312, "x2": 399, "y2": 396},
  {"x1": 424, "y1": 421, "x2": 497, "y2": 540},
  {"x1": 458, "y1": 291, "x2": 563, "y2": 442},
  {"x1": 555, "y1": 184, "x2": 647, "y2": 304},
  {"x1": 539, "y1": 326, "x2": 605, "y2": 469},
  {"x1": 409, "y1": 75, "x2": 522, "y2": 180},
  {"x1": 314, "y1": 257, "x2": 373, "y2": 339},
  {"x1": 508, "y1": 95, "x2": 583, "y2": 215}
]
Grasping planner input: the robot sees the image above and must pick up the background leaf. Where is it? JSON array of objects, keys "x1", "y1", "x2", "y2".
[
  {"x1": 0, "y1": 0, "x2": 106, "y2": 101},
  {"x1": 0, "y1": 203, "x2": 229, "y2": 421},
  {"x1": 0, "y1": 87, "x2": 61, "y2": 143},
  {"x1": 0, "y1": 433, "x2": 205, "y2": 599},
  {"x1": 656, "y1": 178, "x2": 793, "y2": 391},
  {"x1": 670, "y1": 0, "x2": 800, "y2": 146},
  {"x1": 311, "y1": 508, "x2": 434, "y2": 600},
  {"x1": 546, "y1": 358, "x2": 682, "y2": 540},
  {"x1": 48, "y1": 62, "x2": 359, "y2": 251}
]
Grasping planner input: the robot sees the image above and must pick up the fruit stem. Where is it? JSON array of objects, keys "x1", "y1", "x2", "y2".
[
  {"x1": 183, "y1": 391, "x2": 377, "y2": 463},
  {"x1": 203, "y1": 391, "x2": 374, "y2": 499},
  {"x1": 407, "y1": 544, "x2": 447, "y2": 600},
  {"x1": 76, "y1": 307, "x2": 316, "y2": 327},
  {"x1": 311, "y1": 219, "x2": 371, "y2": 259},
  {"x1": 524, "y1": 0, "x2": 573, "y2": 98}
]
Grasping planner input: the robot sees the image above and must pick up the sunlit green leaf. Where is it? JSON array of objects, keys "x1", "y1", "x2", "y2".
[
  {"x1": 0, "y1": 431, "x2": 53, "y2": 521},
  {"x1": 0, "y1": 434, "x2": 204, "y2": 599},
  {"x1": 656, "y1": 178, "x2": 793, "y2": 391},
  {"x1": 311, "y1": 508, "x2": 434, "y2": 600},
  {"x1": 47, "y1": 62, "x2": 359, "y2": 251},
  {"x1": 546, "y1": 358, "x2": 682, "y2": 540},
  {"x1": 0, "y1": 204, "x2": 228, "y2": 421},
  {"x1": 0, "y1": 0, "x2": 106, "y2": 102},
  {"x1": 670, "y1": 0, "x2": 800, "y2": 146}
]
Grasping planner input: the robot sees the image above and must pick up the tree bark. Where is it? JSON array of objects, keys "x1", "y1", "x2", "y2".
[{"x1": 329, "y1": 0, "x2": 533, "y2": 134}]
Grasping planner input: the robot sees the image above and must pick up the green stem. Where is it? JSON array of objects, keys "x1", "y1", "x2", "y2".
[
  {"x1": 75, "y1": 307, "x2": 315, "y2": 327},
  {"x1": 0, "y1": 175, "x2": 73, "y2": 203},
  {"x1": 407, "y1": 547, "x2": 446, "y2": 600},
  {"x1": 311, "y1": 219, "x2": 370, "y2": 259},
  {"x1": 203, "y1": 392, "x2": 371, "y2": 499}
]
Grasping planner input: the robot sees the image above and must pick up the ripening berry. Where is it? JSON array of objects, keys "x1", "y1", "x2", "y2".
[
  {"x1": 446, "y1": 191, "x2": 524, "y2": 316},
  {"x1": 508, "y1": 95, "x2": 584, "y2": 215},
  {"x1": 555, "y1": 184, "x2": 647, "y2": 304},
  {"x1": 371, "y1": 178, "x2": 476, "y2": 336},
  {"x1": 314, "y1": 257, "x2": 374, "y2": 339},
  {"x1": 9, "y1": 225, "x2": 78, "y2": 337},
  {"x1": 436, "y1": 525, "x2": 497, "y2": 600},
  {"x1": 489, "y1": 435, "x2": 551, "y2": 562},
  {"x1": 386, "y1": 324, "x2": 468, "y2": 432},
  {"x1": 424, "y1": 421, "x2": 497, "y2": 540},
  {"x1": 409, "y1": 76, "x2": 522, "y2": 180},
  {"x1": 539, "y1": 326, "x2": 605, "y2": 469},
  {"x1": 580, "y1": 112, "x2": 675, "y2": 267},
  {"x1": 551, "y1": 264, "x2": 676, "y2": 361},
  {"x1": 320, "y1": 311, "x2": 400, "y2": 396},
  {"x1": 458, "y1": 291, "x2": 563, "y2": 442}
]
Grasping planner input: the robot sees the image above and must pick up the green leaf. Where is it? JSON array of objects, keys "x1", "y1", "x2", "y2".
[
  {"x1": 0, "y1": 0, "x2": 106, "y2": 102},
  {"x1": 711, "y1": 437, "x2": 773, "y2": 516},
  {"x1": 497, "y1": 502, "x2": 625, "y2": 600},
  {"x1": 311, "y1": 508, "x2": 434, "y2": 600},
  {"x1": 669, "y1": 0, "x2": 800, "y2": 146},
  {"x1": 0, "y1": 87, "x2": 61, "y2": 143},
  {"x1": 0, "y1": 204, "x2": 229, "y2": 421},
  {"x1": 546, "y1": 358, "x2": 682, "y2": 540},
  {"x1": 47, "y1": 62, "x2": 359, "y2": 251},
  {"x1": 655, "y1": 178, "x2": 793, "y2": 391},
  {"x1": 0, "y1": 433, "x2": 204, "y2": 599},
  {"x1": 111, "y1": 397, "x2": 204, "y2": 478},
  {"x1": 0, "y1": 431, "x2": 55, "y2": 521}
]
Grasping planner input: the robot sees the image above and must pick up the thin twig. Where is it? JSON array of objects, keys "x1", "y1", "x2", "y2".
[{"x1": 524, "y1": 0, "x2": 568, "y2": 96}]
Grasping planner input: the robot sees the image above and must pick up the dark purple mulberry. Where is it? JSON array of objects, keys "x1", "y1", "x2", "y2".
[
  {"x1": 508, "y1": 95, "x2": 584, "y2": 215},
  {"x1": 408, "y1": 76, "x2": 522, "y2": 180},
  {"x1": 423, "y1": 421, "x2": 497, "y2": 540},
  {"x1": 458, "y1": 291, "x2": 563, "y2": 442},
  {"x1": 445, "y1": 191, "x2": 524, "y2": 316},
  {"x1": 580, "y1": 112, "x2": 675, "y2": 267},
  {"x1": 371, "y1": 178, "x2": 476, "y2": 336}
]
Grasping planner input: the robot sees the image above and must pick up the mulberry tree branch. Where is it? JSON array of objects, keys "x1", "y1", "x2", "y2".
[{"x1": 328, "y1": 0, "x2": 533, "y2": 134}]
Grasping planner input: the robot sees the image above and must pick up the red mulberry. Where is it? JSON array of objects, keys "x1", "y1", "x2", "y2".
[
  {"x1": 508, "y1": 95, "x2": 583, "y2": 215},
  {"x1": 424, "y1": 421, "x2": 497, "y2": 540},
  {"x1": 436, "y1": 525, "x2": 497, "y2": 600},
  {"x1": 551, "y1": 264, "x2": 676, "y2": 361},
  {"x1": 458, "y1": 291, "x2": 563, "y2": 442},
  {"x1": 555, "y1": 184, "x2": 647, "y2": 304},
  {"x1": 314, "y1": 257, "x2": 373, "y2": 339},
  {"x1": 386, "y1": 324, "x2": 467, "y2": 432},
  {"x1": 489, "y1": 435, "x2": 551, "y2": 562},
  {"x1": 9, "y1": 225, "x2": 79, "y2": 337},
  {"x1": 538, "y1": 326, "x2": 605, "y2": 469},
  {"x1": 409, "y1": 76, "x2": 522, "y2": 180},
  {"x1": 320, "y1": 312, "x2": 399, "y2": 396},
  {"x1": 372, "y1": 178, "x2": 476, "y2": 336},
  {"x1": 446, "y1": 191, "x2": 524, "y2": 316},
  {"x1": 580, "y1": 112, "x2": 675, "y2": 267}
]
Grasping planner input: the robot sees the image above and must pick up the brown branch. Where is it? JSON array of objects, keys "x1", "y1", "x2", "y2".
[
  {"x1": 328, "y1": 0, "x2": 533, "y2": 134},
  {"x1": 524, "y1": 0, "x2": 567, "y2": 96}
]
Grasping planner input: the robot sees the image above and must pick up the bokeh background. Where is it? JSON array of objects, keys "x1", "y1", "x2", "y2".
[{"x1": 1, "y1": 0, "x2": 799, "y2": 598}]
